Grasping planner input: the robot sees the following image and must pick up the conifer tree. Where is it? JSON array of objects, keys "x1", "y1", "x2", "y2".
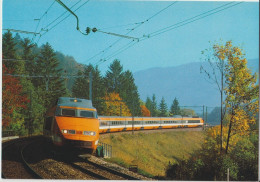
[
  {"x1": 72, "y1": 64, "x2": 105, "y2": 113},
  {"x1": 104, "y1": 59, "x2": 123, "y2": 93},
  {"x1": 72, "y1": 69, "x2": 88, "y2": 98},
  {"x1": 145, "y1": 96, "x2": 153, "y2": 112},
  {"x1": 170, "y1": 97, "x2": 181, "y2": 116},
  {"x1": 159, "y1": 97, "x2": 168, "y2": 117},
  {"x1": 2, "y1": 31, "x2": 17, "y2": 70},
  {"x1": 120, "y1": 70, "x2": 141, "y2": 116},
  {"x1": 20, "y1": 37, "x2": 45, "y2": 134},
  {"x1": 151, "y1": 94, "x2": 158, "y2": 116},
  {"x1": 35, "y1": 43, "x2": 67, "y2": 108}
]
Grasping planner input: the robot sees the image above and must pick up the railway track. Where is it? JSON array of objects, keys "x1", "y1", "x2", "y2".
[
  {"x1": 2, "y1": 136, "x2": 43, "y2": 179},
  {"x1": 62, "y1": 155, "x2": 140, "y2": 180},
  {"x1": 9, "y1": 136, "x2": 141, "y2": 180}
]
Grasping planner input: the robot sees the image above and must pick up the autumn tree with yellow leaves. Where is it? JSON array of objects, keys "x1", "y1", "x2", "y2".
[
  {"x1": 221, "y1": 41, "x2": 259, "y2": 153},
  {"x1": 100, "y1": 92, "x2": 132, "y2": 116}
]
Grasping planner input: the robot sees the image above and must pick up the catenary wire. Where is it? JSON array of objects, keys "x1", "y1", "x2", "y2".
[
  {"x1": 32, "y1": 0, "x2": 56, "y2": 41},
  {"x1": 37, "y1": 0, "x2": 90, "y2": 44},
  {"x1": 97, "y1": 1, "x2": 243, "y2": 65},
  {"x1": 143, "y1": 2, "x2": 241, "y2": 39},
  {"x1": 87, "y1": 1, "x2": 178, "y2": 65},
  {"x1": 3, "y1": 74, "x2": 88, "y2": 78}
]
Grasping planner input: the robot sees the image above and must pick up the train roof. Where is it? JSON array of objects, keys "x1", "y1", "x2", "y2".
[{"x1": 57, "y1": 97, "x2": 95, "y2": 109}]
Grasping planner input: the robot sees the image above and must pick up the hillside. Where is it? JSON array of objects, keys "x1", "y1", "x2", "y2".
[
  {"x1": 133, "y1": 59, "x2": 259, "y2": 107},
  {"x1": 100, "y1": 129, "x2": 204, "y2": 177}
]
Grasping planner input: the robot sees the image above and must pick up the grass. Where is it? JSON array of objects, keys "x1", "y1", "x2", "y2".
[{"x1": 100, "y1": 130, "x2": 205, "y2": 177}]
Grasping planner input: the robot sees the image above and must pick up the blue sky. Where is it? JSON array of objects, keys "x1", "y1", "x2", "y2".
[{"x1": 2, "y1": 0, "x2": 259, "y2": 74}]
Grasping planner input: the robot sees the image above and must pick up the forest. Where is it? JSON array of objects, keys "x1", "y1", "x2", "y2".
[{"x1": 2, "y1": 31, "x2": 186, "y2": 135}]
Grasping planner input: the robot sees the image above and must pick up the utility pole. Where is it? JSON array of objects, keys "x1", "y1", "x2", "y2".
[
  {"x1": 120, "y1": 104, "x2": 122, "y2": 116},
  {"x1": 132, "y1": 101, "x2": 134, "y2": 135},
  {"x1": 202, "y1": 105, "x2": 205, "y2": 120},
  {"x1": 28, "y1": 91, "x2": 32, "y2": 136},
  {"x1": 206, "y1": 106, "x2": 208, "y2": 124},
  {"x1": 227, "y1": 168, "x2": 229, "y2": 181},
  {"x1": 89, "y1": 72, "x2": 92, "y2": 101}
]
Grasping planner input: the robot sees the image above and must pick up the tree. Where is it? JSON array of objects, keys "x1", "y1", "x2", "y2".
[
  {"x1": 104, "y1": 60, "x2": 141, "y2": 116},
  {"x1": 100, "y1": 92, "x2": 131, "y2": 116},
  {"x1": 72, "y1": 64, "x2": 105, "y2": 113},
  {"x1": 21, "y1": 38, "x2": 36, "y2": 75},
  {"x1": 20, "y1": 37, "x2": 45, "y2": 135},
  {"x1": 35, "y1": 43, "x2": 67, "y2": 108},
  {"x1": 145, "y1": 96, "x2": 152, "y2": 112},
  {"x1": 2, "y1": 64, "x2": 29, "y2": 128},
  {"x1": 170, "y1": 97, "x2": 181, "y2": 116},
  {"x1": 159, "y1": 97, "x2": 168, "y2": 117},
  {"x1": 120, "y1": 70, "x2": 141, "y2": 116},
  {"x1": 151, "y1": 94, "x2": 158, "y2": 116},
  {"x1": 180, "y1": 108, "x2": 196, "y2": 116},
  {"x1": 140, "y1": 105, "x2": 151, "y2": 117},
  {"x1": 200, "y1": 40, "x2": 228, "y2": 152},
  {"x1": 104, "y1": 59, "x2": 123, "y2": 93},
  {"x1": 92, "y1": 65, "x2": 106, "y2": 113},
  {"x1": 222, "y1": 41, "x2": 258, "y2": 153},
  {"x1": 2, "y1": 31, "x2": 17, "y2": 70},
  {"x1": 72, "y1": 69, "x2": 88, "y2": 98}
]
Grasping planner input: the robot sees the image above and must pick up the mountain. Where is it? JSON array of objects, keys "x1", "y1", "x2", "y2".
[{"x1": 133, "y1": 59, "x2": 259, "y2": 108}]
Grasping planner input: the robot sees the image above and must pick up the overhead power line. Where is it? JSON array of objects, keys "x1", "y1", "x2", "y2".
[
  {"x1": 2, "y1": 58, "x2": 35, "y2": 62},
  {"x1": 3, "y1": 29, "x2": 40, "y2": 35},
  {"x1": 4, "y1": 74, "x2": 89, "y2": 79},
  {"x1": 32, "y1": 0, "x2": 56, "y2": 41},
  {"x1": 87, "y1": 1, "x2": 178, "y2": 65},
  {"x1": 96, "y1": 1, "x2": 243, "y2": 65},
  {"x1": 142, "y1": 1, "x2": 243, "y2": 39}
]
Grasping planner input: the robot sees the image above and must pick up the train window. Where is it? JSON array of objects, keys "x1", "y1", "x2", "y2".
[
  {"x1": 61, "y1": 109, "x2": 76, "y2": 117},
  {"x1": 80, "y1": 111, "x2": 97, "y2": 118},
  {"x1": 188, "y1": 120, "x2": 200, "y2": 123}
]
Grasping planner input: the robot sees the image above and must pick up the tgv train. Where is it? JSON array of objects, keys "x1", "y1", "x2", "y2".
[
  {"x1": 43, "y1": 97, "x2": 203, "y2": 152},
  {"x1": 99, "y1": 116, "x2": 204, "y2": 133},
  {"x1": 43, "y1": 97, "x2": 99, "y2": 153}
]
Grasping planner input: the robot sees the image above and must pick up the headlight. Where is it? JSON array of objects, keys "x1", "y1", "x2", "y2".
[
  {"x1": 62, "y1": 129, "x2": 68, "y2": 134},
  {"x1": 83, "y1": 131, "x2": 96, "y2": 136},
  {"x1": 62, "y1": 129, "x2": 75, "y2": 134}
]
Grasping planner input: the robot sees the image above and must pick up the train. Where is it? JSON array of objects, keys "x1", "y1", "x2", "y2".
[
  {"x1": 99, "y1": 116, "x2": 204, "y2": 133},
  {"x1": 43, "y1": 97, "x2": 100, "y2": 153},
  {"x1": 43, "y1": 97, "x2": 204, "y2": 153}
]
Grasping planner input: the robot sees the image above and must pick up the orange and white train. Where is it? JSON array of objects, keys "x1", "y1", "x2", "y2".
[
  {"x1": 43, "y1": 97, "x2": 204, "y2": 152},
  {"x1": 43, "y1": 97, "x2": 99, "y2": 153},
  {"x1": 99, "y1": 116, "x2": 204, "y2": 133}
]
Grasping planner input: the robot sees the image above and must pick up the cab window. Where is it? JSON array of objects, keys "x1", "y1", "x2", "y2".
[
  {"x1": 80, "y1": 111, "x2": 97, "y2": 118},
  {"x1": 61, "y1": 109, "x2": 76, "y2": 117}
]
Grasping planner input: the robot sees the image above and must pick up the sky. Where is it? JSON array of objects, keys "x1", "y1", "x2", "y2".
[{"x1": 1, "y1": 0, "x2": 259, "y2": 74}]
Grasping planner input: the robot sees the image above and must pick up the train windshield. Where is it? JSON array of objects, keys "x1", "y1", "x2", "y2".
[
  {"x1": 61, "y1": 109, "x2": 76, "y2": 117},
  {"x1": 58, "y1": 108, "x2": 97, "y2": 118},
  {"x1": 80, "y1": 110, "x2": 97, "y2": 118}
]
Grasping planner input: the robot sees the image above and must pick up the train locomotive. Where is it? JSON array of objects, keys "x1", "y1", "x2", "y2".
[{"x1": 43, "y1": 97, "x2": 99, "y2": 153}]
